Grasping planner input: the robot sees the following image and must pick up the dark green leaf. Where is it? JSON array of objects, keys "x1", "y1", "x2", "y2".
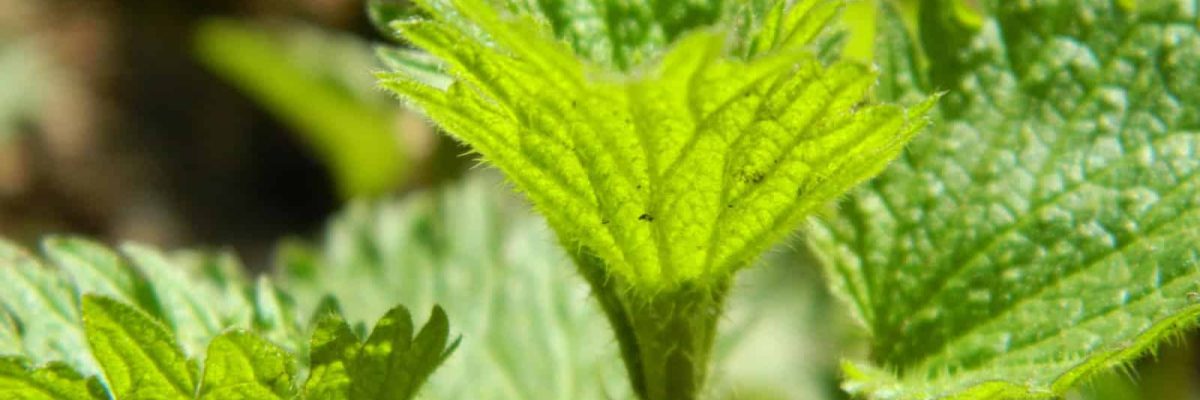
[{"x1": 303, "y1": 314, "x2": 359, "y2": 400}]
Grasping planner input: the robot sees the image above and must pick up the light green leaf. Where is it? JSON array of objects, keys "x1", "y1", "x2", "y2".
[
  {"x1": 193, "y1": 19, "x2": 407, "y2": 198},
  {"x1": 1, "y1": 237, "x2": 279, "y2": 378},
  {"x1": 82, "y1": 295, "x2": 195, "y2": 400},
  {"x1": 0, "y1": 240, "x2": 89, "y2": 374},
  {"x1": 280, "y1": 173, "x2": 846, "y2": 399},
  {"x1": 199, "y1": 331, "x2": 297, "y2": 400},
  {"x1": 42, "y1": 237, "x2": 146, "y2": 312},
  {"x1": 391, "y1": 0, "x2": 733, "y2": 70},
  {"x1": 280, "y1": 175, "x2": 631, "y2": 399},
  {"x1": 252, "y1": 277, "x2": 304, "y2": 355},
  {"x1": 379, "y1": 0, "x2": 934, "y2": 293},
  {"x1": 0, "y1": 357, "x2": 103, "y2": 400},
  {"x1": 303, "y1": 314, "x2": 358, "y2": 400},
  {"x1": 810, "y1": 0, "x2": 1200, "y2": 398},
  {"x1": 375, "y1": 46, "x2": 453, "y2": 89},
  {"x1": 122, "y1": 244, "x2": 227, "y2": 357},
  {"x1": 1, "y1": 236, "x2": 454, "y2": 399},
  {"x1": 0, "y1": 313, "x2": 21, "y2": 357}
]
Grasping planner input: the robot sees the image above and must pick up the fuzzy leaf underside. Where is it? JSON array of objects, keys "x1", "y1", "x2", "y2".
[
  {"x1": 380, "y1": 0, "x2": 934, "y2": 291},
  {"x1": 810, "y1": 1, "x2": 1200, "y2": 398}
]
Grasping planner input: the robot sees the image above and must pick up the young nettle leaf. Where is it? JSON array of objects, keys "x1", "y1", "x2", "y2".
[
  {"x1": 82, "y1": 295, "x2": 196, "y2": 400},
  {"x1": 199, "y1": 331, "x2": 297, "y2": 400},
  {"x1": 0, "y1": 237, "x2": 292, "y2": 377},
  {"x1": 304, "y1": 306, "x2": 459, "y2": 400},
  {"x1": 381, "y1": 0, "x2": 932, "y2": 293},
  {"x1": 1, "y1": 237, "x2": 459, "y2": 400},
  {"x1": 377, "y1": 0, "x2": 933, "y2": 398},
  {"x1": 304, "y1": 314, "x2": 360, "y2": 400},
  {"x1": 811, "y1": 0, "x2": 1200, "y2": 398},
  {"x1": 0, "y1": 357, "x2": 104, "y2": 400}
]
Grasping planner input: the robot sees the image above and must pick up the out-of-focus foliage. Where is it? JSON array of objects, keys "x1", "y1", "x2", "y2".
[
  {"x1": 0, "y1": 237, "x2": 456, "y2": 399},
  {"x1": 278, "y1": 173, "x2": 845, "y2": 399},
  {"x1": 193, "y1": 19, "x2": 408, "y2": 198}
]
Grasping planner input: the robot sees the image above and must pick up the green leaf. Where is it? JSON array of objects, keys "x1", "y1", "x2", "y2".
[
  {"x1": 280, "y1": 173, "x2": 846, "y2": 399},
  {"x1": 810, "y1": 1, "x2": 1200, "y2": 398},
  {"x1": 350, "y1": 306, "x2": 416, "y2": 399},
  {"x1": 388, "y1": 0, "x2": 734, "y2": 70},
  {"x1": 81, "y1": 295, "x2": 195, "y2": 400},
  {"x1": 301, "y1": 305, "x2": 456, "y2": 400},
  {"x1": 1, "y1": 236, "x2": 455, "y2": 399},
  {"x1": 199, "y1": 331, "x2": 297, "y2": 400},
  {"x1": 122, "y1": 244, "x2": 228, "y2": 357},
  {"x1": 0, "y1": 313, "x2": 21, "y2": 357},
  {"x1": 193, "y1": 19, "x2": 407, "y2": 198},
  {"x1": 351, "y1": 306, "x2": 456, "y2": 400},
  {"x1": 0, "y1": 357, "x2": 103, "y2": 400},
  {"x1": 42, "y1": 237, "x2": 144, "y2": 309},
  {"x1": 375, "y1": 46, "x2": 453, "y2": 89},
  {"x1": 303, "y1": 314, "x2": 359, "y2": 400},
  {"x1": 379, "y1": 0, "x2": 934, "y2": 293},
  {"x1": 0, "y1": 240, "x2": 90, "y2": 374},
  {"x1": 251, "y1": 277, "x2": 304, "y2": 354},
  {"x1": 281, "y1": 175, "x2": 631, "y2": 399}
]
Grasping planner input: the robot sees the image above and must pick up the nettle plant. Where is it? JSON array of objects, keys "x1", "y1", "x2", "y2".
[
  {"x1": 1, "y1": 0, "x2": 1198, "y2": 399},
  {"x1": 377, "y1": 0, "x2": 1200, "y2": 398}
]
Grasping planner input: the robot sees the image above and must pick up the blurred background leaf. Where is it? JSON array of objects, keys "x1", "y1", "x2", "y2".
[
  {"x1": 277, "y1": 173, "x2": 848, "y2": 399},
  {"x1": 193, "y1": 19, "x2": 409, "y2": 199}
]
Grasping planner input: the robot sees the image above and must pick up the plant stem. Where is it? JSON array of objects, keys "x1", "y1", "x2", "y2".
[{"x1": 574, "y1": 251, "x2": 730, "y2": 400}]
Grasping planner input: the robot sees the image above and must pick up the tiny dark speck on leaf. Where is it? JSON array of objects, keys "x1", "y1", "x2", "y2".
[
  {"x1": 638, "y1": 213, "x2": 654, "y2": 222},
  {"x1": 602, "y1": 219, "x2": 610, "y2": 225}
]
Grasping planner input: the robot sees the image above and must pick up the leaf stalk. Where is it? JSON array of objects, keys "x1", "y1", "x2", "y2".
[{"x1": 574, "y1": 250, "x2": 729, "y2": 400}]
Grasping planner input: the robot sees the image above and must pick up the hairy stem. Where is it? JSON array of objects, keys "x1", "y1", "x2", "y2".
[{"x1": 574, "y1": 250, "x2": 730, "y2": 400}]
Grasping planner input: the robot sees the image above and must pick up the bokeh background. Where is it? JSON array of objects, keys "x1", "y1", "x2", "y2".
[{"x1": 0, "y1": 0, "x2": 1196, "y2": 398}]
